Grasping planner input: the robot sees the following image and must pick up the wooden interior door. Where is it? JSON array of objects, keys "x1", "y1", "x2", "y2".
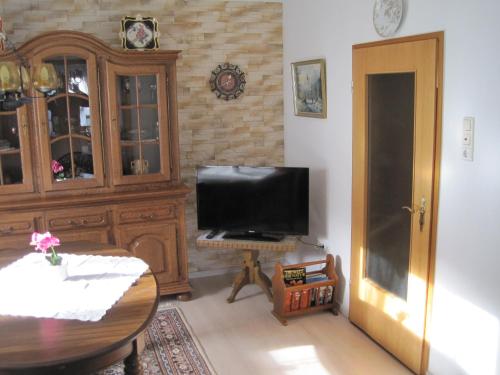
[{"x1": 350, "y1": 33, "x2": 443, "y2": 374}]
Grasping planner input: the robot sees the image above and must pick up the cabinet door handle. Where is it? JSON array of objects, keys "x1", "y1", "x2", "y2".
[{"x1": 140, "y1": 213, "x2": 155, "y2": 220}]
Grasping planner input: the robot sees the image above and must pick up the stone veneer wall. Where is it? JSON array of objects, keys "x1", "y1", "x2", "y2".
[{"x1": 0, "y1": 0, "x2": 284, "y2": 274}]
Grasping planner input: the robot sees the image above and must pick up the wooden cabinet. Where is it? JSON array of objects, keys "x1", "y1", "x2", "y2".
[{"x1": 0, "y1": 31, "x2": 190, "y2": 298}]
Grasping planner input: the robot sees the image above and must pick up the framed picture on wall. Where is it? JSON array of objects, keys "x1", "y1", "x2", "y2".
[
  {"x1": 291, "y1": 59, "x2": 327, "y2": 118},
  {"x1": 119, "y1": 15, "x2": 160, "y2": 50}
]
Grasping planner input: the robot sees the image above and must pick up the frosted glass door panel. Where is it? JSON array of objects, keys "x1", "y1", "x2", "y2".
[{"x1": 365, "y1": 73, "x2": 415, "y2": 300}]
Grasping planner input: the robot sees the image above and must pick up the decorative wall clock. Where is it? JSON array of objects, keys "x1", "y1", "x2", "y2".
[
  {"x1": 209, "y1": 63, "x2": 246, "y2": 100},
  {"x1": 373, "y1": 0, "x2": 404, "y2": 38},
  {"x1": 120, "y1": 15, "x2": 159, "y2": 50}
]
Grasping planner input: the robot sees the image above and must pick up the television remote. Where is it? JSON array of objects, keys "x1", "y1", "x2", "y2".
[{"x1": 206, "y1": 230, "x2": 219, "y2": 239}]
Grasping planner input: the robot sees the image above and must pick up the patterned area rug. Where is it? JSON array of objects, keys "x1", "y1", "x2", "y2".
[{"x1": 100, "y1": 306, "x2": 215, "y2": 375}]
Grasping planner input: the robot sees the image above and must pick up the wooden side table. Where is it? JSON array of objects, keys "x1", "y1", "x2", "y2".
[{"x1": 196, "y1": 233, "x2": 297, "y2": 303}]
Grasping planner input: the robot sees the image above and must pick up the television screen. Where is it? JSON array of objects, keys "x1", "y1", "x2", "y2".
[{"x1": 196, "y1": 166, "x2": 309, "y2": 240}]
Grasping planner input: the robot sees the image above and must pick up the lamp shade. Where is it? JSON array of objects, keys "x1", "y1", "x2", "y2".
[
  {"x1": 0, "y1": 62, "x2": 21, "y2": 93},
  {"x1": 32, "y1": 63, "x2": 58, "y2": 93},
  {"x1": 20, "y1": 66, "x2": 31, "y2": 92}
]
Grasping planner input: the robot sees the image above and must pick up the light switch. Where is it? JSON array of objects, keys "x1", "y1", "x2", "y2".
[
  {"x1": 463, "y1": 117, "x2": 474, "y2": 131},
  {"x1": 462, "y1": 117, "x2": 474, "y2": 161}
]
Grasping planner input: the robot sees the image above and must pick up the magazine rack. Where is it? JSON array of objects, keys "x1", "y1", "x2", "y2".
[{"x1": 272, "y1": 254, "x2": 339, "y2": 325}]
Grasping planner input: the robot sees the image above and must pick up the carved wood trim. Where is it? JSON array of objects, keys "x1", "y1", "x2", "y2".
[{"x1": 0, "y1": 30, "x2": 181, "y2": 62}]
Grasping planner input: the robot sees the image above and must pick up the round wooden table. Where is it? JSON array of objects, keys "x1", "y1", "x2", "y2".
[{"x1": 0, "y1": 246, "x2": 159, "y2": 375}]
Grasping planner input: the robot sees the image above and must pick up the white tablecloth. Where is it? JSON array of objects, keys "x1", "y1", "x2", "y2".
[{"x1": 0, "y1": 252, "x2": 149, "y2": 321}]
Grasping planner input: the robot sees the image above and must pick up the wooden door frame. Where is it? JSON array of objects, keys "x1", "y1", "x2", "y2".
[{"x1": 351, "y1": 31, "x2": 443, "y2": 374}]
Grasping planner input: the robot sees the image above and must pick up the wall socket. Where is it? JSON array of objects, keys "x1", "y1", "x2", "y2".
[{"x1": 318, "y1": 240, "x2": 330, "y2": 250}]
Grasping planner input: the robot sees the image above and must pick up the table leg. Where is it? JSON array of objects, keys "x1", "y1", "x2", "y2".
[
  {"x1": 227, "y1": 267, "x2": 250, "y2": 303},
  {"x1": 124, "y1": 336, "x2": 144, "y2": 375},
  {"x1": 227, "y1": 249, "x2": 273, "y2": 303}
]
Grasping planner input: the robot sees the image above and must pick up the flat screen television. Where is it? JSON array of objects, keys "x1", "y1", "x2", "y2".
[{"x1": 196, "y1": 166, "x2": 309, "y2": 241}]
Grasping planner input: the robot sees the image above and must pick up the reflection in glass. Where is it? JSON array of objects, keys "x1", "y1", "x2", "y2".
[
  {"x1": 118, "y1": 75, "x2": 136, "y2": 106},
  {"x1": 143, "y1": 143, "x2": 160, "y2": 174},
  {"x1": 67, "y1": 57, "x2": 89, "y2": 95},
  {"x1": 0, "y1": 113, "x2": 20, "y2": 149},
  {"x1": 51, "y1": 138, "x2": 73, "y2": 179},
  {"x1": 71, "y1": 138, "x2": 94, "y2": 178},
  {"x1": 138, "y1": 75, "x2": 157, "y2": 105},
  {"x1": 32, "y1": 64, "x2": 58, "y2": 94},
  {"x1": 365, "y1": 73, "x2": 415, "y2": 300},
  {"x1": 139, "y1": 107, "x2": 158, "y2": 140},
  {"x1": 0, "y1": 153, "x2": 23, "y2": 185},
  {"x1": 0, "y1": 112, "x2": 23, "y2": 185},
  {"x1": 48, "y1": 98, "x2": 69, "y2": 138},
  {"x1": 69, "y1": 97, "x2": 92, "y2": 137},
  {"x1": 119, "y1": 108, "x2": 138, "y2": 140},
  {"x1": 45, "y1": 57, "x2": 66, "y2": 95}
]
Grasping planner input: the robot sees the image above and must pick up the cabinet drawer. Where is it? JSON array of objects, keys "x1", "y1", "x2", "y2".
[
  {"x1": 117, "y1": 203, "x2": 176, "y2": 224},
  {"x1": 53, "y1": 228, "x2": 112, "y2": 245},
  {"x1": 46, "y1": 208, "x2": 109, "y2": 231},
  {"x1": 0, "y1": 214, "x2": 37, "y2": 237},
  {"x1": 0, "y1": 234, "x2": 34, "y2": 251}
]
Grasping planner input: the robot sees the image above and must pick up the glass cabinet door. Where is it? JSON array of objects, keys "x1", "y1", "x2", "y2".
[
  {"x1": 0, "y1": 106, "x2": 34, "y2": 194},
  {"x1": 107, "y1": 63, "x2": 170, "y2": 185},
  {"x1": 34, "y1": 49, "x2": 104, "y2": 191}
]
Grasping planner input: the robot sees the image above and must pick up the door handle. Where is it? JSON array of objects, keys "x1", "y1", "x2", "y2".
[
  {"x1": 402, "y1": 198, "x2": 426, "y2": 231},
  {"x1": 419, "y1": 197, "x2": 426, "y2": 231}
]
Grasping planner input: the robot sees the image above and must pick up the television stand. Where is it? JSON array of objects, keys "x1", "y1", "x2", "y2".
[
  {"x1": 223, "y1": 231, "x2": 284, "y2": 242},
  {"x1": 196, "y1": 232, "x2": 297, "y2": 303}
]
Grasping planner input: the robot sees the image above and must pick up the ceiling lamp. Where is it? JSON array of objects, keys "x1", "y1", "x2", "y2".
[{"x1": 0, "y1": 31, "x2": 58, "y2": 111}]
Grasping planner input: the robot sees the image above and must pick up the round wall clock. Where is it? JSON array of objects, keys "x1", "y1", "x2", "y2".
[
  {"x1": 373, "y1": 0, "x2": 404, "y2": 38},
  {"x1": 120, "y1": 15, "x2": 160, "y2": 50},
  {"x1": 209, "y1": 63, "x2": 246, "y2": 101}
]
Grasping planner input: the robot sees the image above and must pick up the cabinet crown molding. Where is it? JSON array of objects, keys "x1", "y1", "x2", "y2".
[{"x1": 1, "y1": 30, "x2": 181, "y2": 62}]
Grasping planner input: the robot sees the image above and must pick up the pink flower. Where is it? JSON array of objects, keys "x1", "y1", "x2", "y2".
[
  {"x1": 51, "y1": 160, "x2": 64, "y2": 174},
  {"x1": 30, "y1": 231, "x2": 60, "y2": 253}
]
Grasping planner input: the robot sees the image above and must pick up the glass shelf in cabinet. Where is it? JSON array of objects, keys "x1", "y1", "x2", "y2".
[
  {"x1": 120, "y1": 139, "x2": 159, "y2": 147},
  {"x1": 0, "y1": 148, "x2": 20, "y2": 155}
]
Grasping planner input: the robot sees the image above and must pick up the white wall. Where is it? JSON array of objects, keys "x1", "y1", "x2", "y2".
[{"x1": 283, "y1": 1, "x2": 500, "y2": 374}]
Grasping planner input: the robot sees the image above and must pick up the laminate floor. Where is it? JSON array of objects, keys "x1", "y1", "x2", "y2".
[{"x1": 165, "y1": 273, "x2": 412, "y2": 375}]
